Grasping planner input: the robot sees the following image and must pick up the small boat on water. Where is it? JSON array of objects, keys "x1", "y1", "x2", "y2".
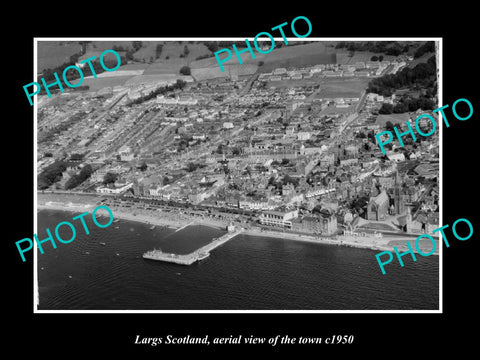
[
  {"x1": 150, "y1": 225, "x2": 156, "y2": 230},
  {"x1": 113, "y1": 219, "x2": 120, "y2": 223},
  {"x1": 99, "y1": 242, "x2": 106, "y2": 246}
]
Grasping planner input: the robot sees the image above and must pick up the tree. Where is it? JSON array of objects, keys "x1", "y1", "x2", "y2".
[
  {"x1": 186, "y1": 162, "x2": 201, "y2": 172},
  {"x1": 38, "y1": 161, "x2": 67, "y2": 189},
  {"x1": 176, "y1": 79, "x2": 186, "y2": 89},
  {"x1": 70, "y1": 153, "x2": 84, "y2": 161},
  {"x1": 379, "y1": 103, "x2": 394, "y2": 114},
  {"x1": 283, "y1": 174, "x2": 299, "y2": 186},
  {"x1": 356, "y1": 132, "x2": 367, "y2": 139},
  {"x1": 183, "y1": 45, "x2": 190, "y2": 57},
  {"x1": 367, "y1": 130, "x2": 375, "y2": 142},
  {"x1": 370, "y1": 55, "x2": 379, "y2": 61},
  {"x1": 385, "y1": 121, "x2": 394, "y2": 131},
  {"x1": 139, "y1": 161, "x2": 147, "y2": 172},
  {"x1": 126, "y1": 49, "x2": 134, "y2": 61},
  {"x1": 179, "y1": 66, "x2": 191, "y2": 75},
  {"x1": 103, "y1": 172, "x2": 118, "y2": 185},
  {"x1": 132, "y1": 41, "x2": 142, "y2": 51},
  {"x1": 65, "y1": 165, "x2": 93, "y2": 190},
  {"x1": 414, "y1": 41, "x2": 435, "y2": 58},
  {"x1": 155, "y1": 43, "x2": 163, "y2": 59},
  {"x1": 393, "y1": 103, "x2": 408, "y2": 113}
]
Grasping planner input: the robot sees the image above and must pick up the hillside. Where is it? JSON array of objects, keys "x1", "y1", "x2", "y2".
[{"x1": 37, "y1": 41, "x2": 83, "y2": 73}]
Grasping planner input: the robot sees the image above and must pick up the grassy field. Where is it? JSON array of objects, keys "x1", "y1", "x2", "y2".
[
  {"x1": 407, "y1": 52, "x2": 435, "y2": 68},
  {"x1": 191, "y1": 41, "x2": 336, "y2": 71},
  {"x1": 266, "y1": 78, "x2": 319, "y2": 88},
  {"x1": 142, "y1": 60, "x2": 186, "y2": 75},
  {"x1": 314, "y1": 78, "x2": 370, "y2": 98},
  {"x1": 39, "y1": 41, "x2": 338, "y2": 83},
  {"x1": 81, "y1": 75, "x2": 136, "y2": 91},
  {"x1": 85, "y1": 41, "x2": 132, "y2": 52},
  {"x1": 124, "y1": 74, "x2": 193, "y2": 86},
  {"x1": 336, "y1": 51, "x2": 398, "y2": 65},
  {"x1": 38, "y1": 41, "x2": 82, "y2": 73}
]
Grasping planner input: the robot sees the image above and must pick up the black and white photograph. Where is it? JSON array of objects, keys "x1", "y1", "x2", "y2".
[
  {"x1": 6, "y1": 6, "x2": 478, "y2": 356},
  {"x1": 33, "y1": 38, "x2": 440, "y2": 311}
]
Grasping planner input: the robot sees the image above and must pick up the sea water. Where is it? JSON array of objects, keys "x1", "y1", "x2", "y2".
[{"x1": 37, "y1": 210, "x2": 439, "y2": 310}]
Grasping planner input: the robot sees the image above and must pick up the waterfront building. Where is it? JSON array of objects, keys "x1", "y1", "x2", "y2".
[
  {"x1": 366, "y1": 190, "x2": 389, "y2": 221},
  {"x1": 96, "y1": 182, "x2": 133, "y2": 194},
  {"x1": 291, "y1": 209, "x2": 338, "y2": 235},
  {"x1": 259, "y1": 208, "x2": 299, "y2": 229}
]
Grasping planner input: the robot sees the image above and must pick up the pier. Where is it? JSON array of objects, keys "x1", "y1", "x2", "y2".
[{"x1": 142, "y1": 228, "x2": 243, "y2": 265}]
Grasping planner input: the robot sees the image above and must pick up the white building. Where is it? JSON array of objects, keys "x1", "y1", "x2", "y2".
[
  {"x1": 297, "y1": 132, "x2": 311, "y2": 141},
  {"x1": 96, "y1": 182, "x2": 133, "y2": 194},
  {"x1": 259, "y1": 208, "x2": 299, "y2": 228},
  {"x1": 387, "y1": 152, "x2": 406, "y2": 162}
]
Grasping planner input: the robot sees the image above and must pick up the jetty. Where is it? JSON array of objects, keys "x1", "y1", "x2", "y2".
[{"x1": 142, "y1": 228, "x2": 243, "y2": 265}]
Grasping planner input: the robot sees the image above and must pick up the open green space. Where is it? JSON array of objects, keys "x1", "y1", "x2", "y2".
[{"x1": 38, "y1": 41, "x2": 82, "y2": 73}]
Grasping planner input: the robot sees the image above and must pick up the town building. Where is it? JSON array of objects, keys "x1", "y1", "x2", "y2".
[
  {"x1": 259, "y1": 208, "x2": 299, "y2": 229},
  {"x1": 291, "y1": 209, "x2": 338, "y2": 235},
  {"x1": 366, "y1": 190, "x2": 389, "y2": 221}
]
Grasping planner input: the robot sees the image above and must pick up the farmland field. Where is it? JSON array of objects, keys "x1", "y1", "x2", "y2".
[
  {"x1": 407, "y1": 52, "x2": 435, "y2": 68},
  {"x1": 142, "y1": 60, "x2": 187, "y2": 75},
  {"x1": 266, "y1": 78, "x2": 320, "y2": 88},
  {"x1": 336, "y1": 51, "x2": 398, "y2": 65},
  {"x1": 38, "y1": 41, "x2": 82, "y2": 73},
  {"x1": 192, "y1": 42, "x2": 335, "y2": 68},
  {"x1": 191, "y1": 64, "x2": 258, "y2": 81},
  {"x1": 81, "y1": 75, "x2": 136, "y2": 91},
  {"x1": 313, "y1": 78, "x2": 370, "y2": 98},
  {"x1": 85, "y1": 41, "x2": 133, "y2": 52},
  {"x1": 124, "y1": 74, "x2": 194, "y2": 86}
]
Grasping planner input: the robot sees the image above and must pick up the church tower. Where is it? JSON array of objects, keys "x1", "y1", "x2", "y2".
[
  {"x1": 393, "y1": 170, "x2": 404, "y2": 214},
  {"x1": 405, "y1": 205, "x2": 413, "y2": 232}
]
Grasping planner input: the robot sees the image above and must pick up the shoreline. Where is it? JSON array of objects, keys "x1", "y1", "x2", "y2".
[
  {"x1": 37, "y1": 202, "x2": 227, "y2": 231},
  {"x1": 241, "y1": 229, "x2": 437, "y2": 255},
  {"x1": 37, "y1": 194, "x2": 438, "y2": 256}
]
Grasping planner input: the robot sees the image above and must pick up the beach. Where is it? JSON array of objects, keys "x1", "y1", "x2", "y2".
[
  {"x1": 37, "y1": 192, "x2": 228, "y2": 230},
  {"x1": 37, "y1": 192, "x2": 439, "y2": 255}
]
